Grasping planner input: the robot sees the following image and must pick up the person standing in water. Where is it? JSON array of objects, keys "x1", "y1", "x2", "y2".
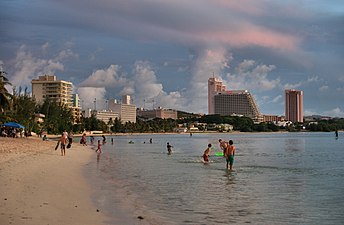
[
  {"x1": 203, "y1": 144, "x2": 212, "y2": 163},
  {"x1": 167, "y1": 142, "x2": 173, "y2": 155},
  {"x1": 219, "y1": 139, "x2": 228, "y2": 156},
  {"x1": 224, "y1": 140, "x2": 236, "y2": 170},
  {"x1": 96, "y1": 140, "x2": 102, "y2": 154}
]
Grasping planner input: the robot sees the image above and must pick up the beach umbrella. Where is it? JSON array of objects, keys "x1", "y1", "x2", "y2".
[{"x1": 1, "y1": 122, "x2": 25, "y2": 129}]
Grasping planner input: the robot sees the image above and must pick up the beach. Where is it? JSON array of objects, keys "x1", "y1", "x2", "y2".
[{"x1": 0, "y1": 136, "x2": 109, "y2": 225}]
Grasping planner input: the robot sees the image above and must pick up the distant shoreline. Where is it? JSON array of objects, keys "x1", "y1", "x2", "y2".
[{"x1": 44, "y1": 130, "x2": 342, "y2": 139}]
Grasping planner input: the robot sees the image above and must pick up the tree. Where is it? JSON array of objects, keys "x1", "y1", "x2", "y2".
[
  {"x1": 0, "y1": 67, "x2": 12, "y2": 114},
  {"x1": 9, "y1": 86, "x2": 38, "y2": 132},
  {"x1": 39, "y1": 98, "x2": 73, "y2": 134}
]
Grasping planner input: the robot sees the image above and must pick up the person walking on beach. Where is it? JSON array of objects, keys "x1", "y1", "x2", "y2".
[
  {"x1": 167, "y1": 142, "x2": 173, "y2": 155},
  {"x1": 203, "y1": 143, "x2": 212, "y2": 163},
  {"x1": 219, "y1": 139, "x2": 228, "y2": 156},
  {"x1": 67, "y1": 130, "x2": 73, "y2": 148},
  {"x1": 96, "y1": 140, "x2": 102, "y2": 163},
  {"x1": 81, "y1": 133, "x2": 87, "y2": 146},
  {"x1": 224, "y1": 140, "x2": 236, "y2": 170},
  {"x1": 60, "y1": 133, "x2": 67, "y2": 156},
  {"x1": 62, "y1": 129, "x2": 68, "y2": 142}
]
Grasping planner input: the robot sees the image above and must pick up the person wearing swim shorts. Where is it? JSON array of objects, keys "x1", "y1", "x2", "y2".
[
  {"x1": 218, "y1": 139, "x2": 228, "y2": 157},
  {"x1": 203, "y1": 143, "x2": 212, "y2": 163},
  {"x1": 224, "y1": 140, "x2": 235, "y2": 170}
]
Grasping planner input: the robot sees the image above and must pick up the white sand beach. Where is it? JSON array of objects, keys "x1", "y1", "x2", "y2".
[{"x1": 0, "y1": 137, "x2": 110, "y2": 225}]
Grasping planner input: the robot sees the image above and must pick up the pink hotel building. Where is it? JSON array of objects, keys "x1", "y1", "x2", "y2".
[{"x1": 285, "y1": 89, "x2": 304, "y2": 123}]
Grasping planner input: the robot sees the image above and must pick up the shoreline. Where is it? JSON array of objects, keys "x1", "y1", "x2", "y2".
[
  {"x1": 0, "y1": 137, "x2": 110, "y2": 225},
  {"x1": 47, "y1": 130, "x2": 292, "y2": 139}
]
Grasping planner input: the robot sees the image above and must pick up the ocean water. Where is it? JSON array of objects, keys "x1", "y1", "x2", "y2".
[{"x1": 86, "y1": 132, "x2": 344, "y2": 225}]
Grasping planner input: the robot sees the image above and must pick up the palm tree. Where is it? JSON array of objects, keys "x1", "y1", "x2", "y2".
[{"x1": 0, "y1": 65, "x2": 12, "y2": 114}]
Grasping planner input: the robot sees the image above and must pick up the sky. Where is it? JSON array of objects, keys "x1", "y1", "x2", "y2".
[{"x1": 1, "y1": 0, "x2": 344, "y2": 117}]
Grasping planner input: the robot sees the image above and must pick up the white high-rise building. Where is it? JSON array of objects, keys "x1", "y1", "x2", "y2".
[{"x1": 108, "y1": 95, "x2": 136, "y2": 123}]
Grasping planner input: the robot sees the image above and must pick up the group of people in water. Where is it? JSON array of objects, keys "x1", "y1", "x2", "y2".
[
  {"x1": 166, "y1": 138, "x2": 236, "y2": 170},
  {"x1": 201, "y1": 139, "x2": 236, "y2": 170}
]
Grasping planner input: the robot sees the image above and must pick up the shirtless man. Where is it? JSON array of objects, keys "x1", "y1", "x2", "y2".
[
  {"x1": 203, "y1": 144, "x2": 212, "y2": 163},
  {"x1": 218, "y1": 139, "x2": 228, "y2": 156},
  {"x1": 60, "y1": 133, "x2": 67, "y2": 156},
  {"x1": 224, "y1": 140, "x2": 235, "y2": 170}
]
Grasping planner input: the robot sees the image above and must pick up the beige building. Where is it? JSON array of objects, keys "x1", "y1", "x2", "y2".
[
  {"x1": 31, "y1": 75, "x2": 82, "y2": 123},
  {"x1": 285, "y1": 89, "x2": 304, "y2": 123},
  {"x1": 263, "y1": 114, "x2": 284, "y2": 123},
  {"x1": 83, "y1": 109, "x2": 119, "y2": 124},
  {"x1": 137, "y1": 107, "x2": 178, "y2": 120},
  {"x1": 32, "y1": 75, "x2": 73, "y2": 107},
  {"x1": 108, "y1": 95, "x2": 136, "y2": 124}
]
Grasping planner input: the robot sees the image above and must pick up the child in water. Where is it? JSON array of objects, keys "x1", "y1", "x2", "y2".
[
  {"x1": 203, "y1": 143, "x2": 212, "y2": 163},
  {"x1": 167, "y1": 142, "x2": 173, "y2": 154},
  {"x1": 96, "y1": 140, "x2": 102, "y2": 154}
]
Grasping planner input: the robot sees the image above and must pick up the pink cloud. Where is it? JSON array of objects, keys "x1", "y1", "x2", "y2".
[
  {"x1": 198, "y1": 24, "x2": 301, "y2": 51},
  {"x1": 213, "y1": 0, "x2": 266, "y2": 15}
]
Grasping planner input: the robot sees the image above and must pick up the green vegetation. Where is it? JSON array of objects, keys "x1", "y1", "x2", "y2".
[{"x1": 0, "y1": 69, "x2": 12, "y2": 116}]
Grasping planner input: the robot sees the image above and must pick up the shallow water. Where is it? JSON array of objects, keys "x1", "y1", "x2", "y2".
[{"x1": 88, "y1": 132, "x2": 344, "y2": 225}]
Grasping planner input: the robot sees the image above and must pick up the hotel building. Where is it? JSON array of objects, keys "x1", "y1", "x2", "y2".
[
  {"x1": 208, "y1": 77, "x2": 226, "y2": 115},
  {"x1": 83, "y1": 109, "x2": 119, "y2": 124},
  {"x1": 285, "y1": 89, "x2": 304, "y2": 123},
  {"x1": 32, "y1": 75, "x2": 73, "y2": 107},
  {"x1": 108, "y1": 95, "x2": 136, "y2": 123},
  {"x1": 31, "y1": 75, "x2": 82, "y2": 123},
  {"x1": 208, "y1": 77, "x2": 262, "y2": 122},
  {"x1": 137, "y1": 107, "x2": 178, "y2": 120}
]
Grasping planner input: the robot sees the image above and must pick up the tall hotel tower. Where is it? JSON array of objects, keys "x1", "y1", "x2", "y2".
[
  {"x1": 208, "y1": 77, "x2": 226, "y2": 114},
  {"x1": 285, "y1": 89, "x2": 304, "y2": 123},
  {"x1": 208, "y1": 77, "x2": 261, "y2": 122}
]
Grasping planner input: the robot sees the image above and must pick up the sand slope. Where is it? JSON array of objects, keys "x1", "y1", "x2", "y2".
[{"x1": 0, "y1": 137, "x2": 108, "y2": 225}]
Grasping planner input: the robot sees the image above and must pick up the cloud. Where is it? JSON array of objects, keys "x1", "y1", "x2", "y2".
[
  {"x1": 51, "y1": 0, "x2": 303, "y2": 53},
  {"x1": 304, "y1": 109, "x2": 320, "y2": 116},
  {"x1": 272, "y1": 95, "x2": 282, "y2": 103},
  {"x1": 9, "y1": 44, "x2": 77, "y2": 89},
  {"x1": 225, "y1": 59, "x2": 279, "y2": 91},
  {"x1": 319, "y1": 85, "x2": 328, "y2": 91},
  {"x1": 77, "y1": 87, "x2": 106, "y2": 110},
  {"x1": 187, "y1": 47, "x2": 230, "y2": 112},
  {"x1": 283, "y1": 76, "x2": 320, "y2": 90},
  {"x1": 323, "y1": 107, "x2": 344, "y2": 118},
  {"x1": 130, "y1": 61, "x2": 185, "y2": 109},
  {"x1": 77, "y1": 60, "x2": 185, "y2": 110},
  {"x1": 79, "y1": 64, "x2": 127, "y2": 88}
]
